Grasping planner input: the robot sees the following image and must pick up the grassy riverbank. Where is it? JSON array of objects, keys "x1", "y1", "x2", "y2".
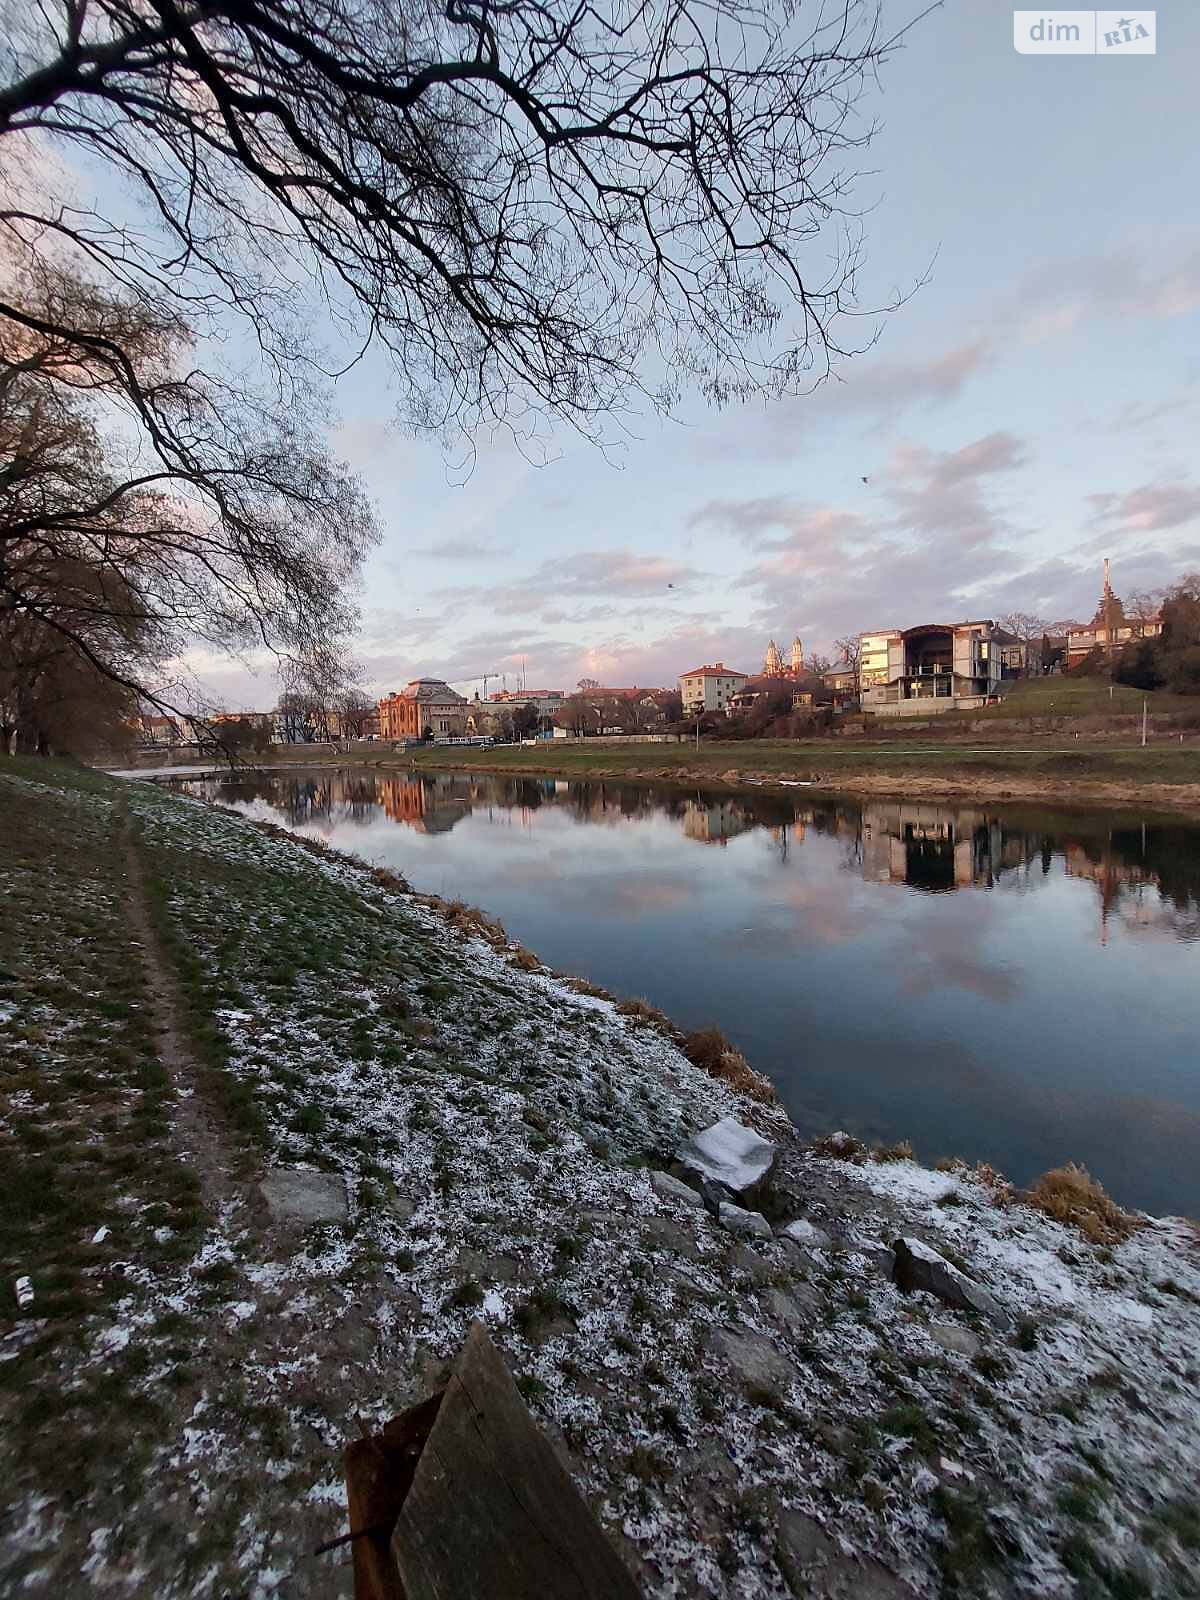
[
  {"x1": 397, "y1": 735, "x2": 1200, "y2": 811},
  {"x1": 3, "y1": 757, "x2": 1200, "y2": 1598}
]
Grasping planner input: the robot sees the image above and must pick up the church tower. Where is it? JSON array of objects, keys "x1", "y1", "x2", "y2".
[
  {"x1": 763, "y1": 638, "x2": 783, "y2": 677},
  {"x1": 790, "y1": 636, "x2": 803, "y2": 676}
]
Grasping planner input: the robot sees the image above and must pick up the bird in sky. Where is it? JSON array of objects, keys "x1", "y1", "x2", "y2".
[{"x1": 861, "y1": 476, "x2": 869, "y2": 485}]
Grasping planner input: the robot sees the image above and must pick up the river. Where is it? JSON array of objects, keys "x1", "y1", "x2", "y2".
[{"x1": 170, "y1": 766, "x2": 1200, "y2": 1216}]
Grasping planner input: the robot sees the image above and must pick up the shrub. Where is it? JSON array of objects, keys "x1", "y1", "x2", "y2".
[
  {"x1": 1024, "y1": 1164, "x2": 1142, "y2": 1245},
  {"x1": 872, "y1": 1139, "x2": 913, "y2": 1164}
]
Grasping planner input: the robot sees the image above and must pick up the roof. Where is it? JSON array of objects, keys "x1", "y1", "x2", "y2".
[
  {"x1": 384, "y1": 679, "x2": 467, "y2": 704},
  {"x1": 680, "y1": 663, "x2": 748, "y2": 679},
  {"x1": 732, "y1": 676, "x2": 795, "y2": 694},
  {"x1": 899, "y1": 620, "x2": 994, "y2": 639}
]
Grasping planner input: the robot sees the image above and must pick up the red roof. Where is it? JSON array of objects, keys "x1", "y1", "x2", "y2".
[{"x1": 680, "y1": 663, "x2": 747, "y2": 679}]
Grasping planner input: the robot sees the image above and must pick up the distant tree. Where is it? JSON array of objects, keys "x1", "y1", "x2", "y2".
[
  {"x1": 744, "y1": 683, "x2": 795, "y2": 736},
  {"x1": 334, "y1": 689, "x2": 376, "y2": 740},
  {"x1": 807, "y1": 652, "x2": 833, "y2": 678},
  {"x1": 1161, "y1": 575, "x2": 1200, "y2": 649},
  {"x1": 998, "y1": 604, "x2": 1049, "y2": 668},
  {"x1": 1114, "y1": 639, "x2": 1165, "y2": 691},
  {"x1": 656, "y1": 691, "x2": 684, "y2": 724},
  {"x1": 1158, "y1": 574, "x2": 1200, "y2": 693},
  {"x1": 557, "y1": 695, "x2": 599, "y2": 736},
  {"x1": 998, "y1": 612, "x2": 1049, "y2": 639},
  {"x1": 577, "y1": 677, "x2": 601, "y2": 693},
  {"x1": 833, "y1": 636, "x2": 863, "y2": 696},
  {"x1": 511, "y1": 703, "x2": 539, "y2": 739},
  {"x1": 1125, "y1": 588, "x2": 1167, "y2": 625},
  {"x1": 276, "y1": 691, "x2": 314, "y2": 744}
]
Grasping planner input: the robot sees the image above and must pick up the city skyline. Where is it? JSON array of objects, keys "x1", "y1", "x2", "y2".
[{"x1": 179, "y1": 0, "x2": 1200, "y2": 713}]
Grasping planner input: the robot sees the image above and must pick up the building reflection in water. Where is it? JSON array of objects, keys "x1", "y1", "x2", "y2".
[
  {"x1": 190, "y1": 768, "x2": 1200, "y2": 945},
  {"x1": 859, "y1": 803, "x2": 1031, "y2": 892}
]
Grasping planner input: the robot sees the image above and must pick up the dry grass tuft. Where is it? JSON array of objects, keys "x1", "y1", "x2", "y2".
[
  {"x1": 681, "y1": 1027, "x2": 776, "y2": 1104},
  {"x1": 369, "y1": 864, "x2": 410, "y2": 892},
  {"x1": 971, "y1": 1163, "x2": 1015, "y2": 1206},
  {"x1": 872, "y1": 1139, "x2": 913, "y2": 1164},
  {"x1": 511, "y1": 946, "x2": 541, "y2": 972},
  {"x1": 564, "y1": 975, "x2": 612, "y2": 1000},
  {"x1": 443, "y1": 897, "x2": 506, "y2": 944},
  {"x1": 1024, "y1": 1163, "x2": 1143, "y2": 1245},
  {"x1": 616, "y1": 997, "x2": 669, "y2": 1027},
  {"x1": 810, "y1": 1129, "x2": 865, "y2": 1162}
]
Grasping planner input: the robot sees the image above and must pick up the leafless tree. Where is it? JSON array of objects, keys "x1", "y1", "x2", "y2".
[
  {"x1": 998, "y1": 612, "x2": 1049, "y2": 640},
  {"x1": 833, "y1": 634, "x2": 862, "y2": 695},
  {"x1": 0, "y1": 264, "x2": 376, "y2": 747},
  {"x1": 2, "y1": 0, "x2": 910, "y2": 444},
  {"x1": 1124, "y1": 588, "x2": 1166, "y2": 625},
  {"x1": 334, "y1": 687, "x2": 377, "y2": 739},
  {"x1": 557, "y1": 694, "x2": 595, "y2": 736}
]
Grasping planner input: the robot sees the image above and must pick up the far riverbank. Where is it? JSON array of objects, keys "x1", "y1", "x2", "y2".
[
  {"x1": 109, "y1": 734, "x2": 1200, "y2": 813},
  {"x1": 403, "y1": 738, "x2": 1200, "y2": 814}
]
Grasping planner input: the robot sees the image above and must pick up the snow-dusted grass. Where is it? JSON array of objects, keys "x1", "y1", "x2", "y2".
[{"x1": 2, "y1": 759, "x2": 1199, "y2": 1600}]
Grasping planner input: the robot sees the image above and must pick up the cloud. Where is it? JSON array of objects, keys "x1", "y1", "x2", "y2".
[
  {"x1": 709, "y1": 235, "x2": 1200, "y2": 463},
  {"x1": 1088, "y1": 479, "x2": 1200, "y2": 534},
  {"x1": 1009, "y1": 238, "x2": 1200, "y2": 345},
  {"x1": 684, "y1": 430, "x2": 1031, "y2": 643},
  {"x1": 411, "y1": 536, "x2": 498, "y2": 560},
  {"x1": 433, "y1": 548, "x2": 705, "y2": 620},
  {"x1": 688, "y1": 500, "x2": 869, "y2": 556},
  {"x1": 720, "y1": 338, "x2": 992, "y2": 458},
  {"x1": 886, "y1": 430, "x2": 1025, "y2": 548}
]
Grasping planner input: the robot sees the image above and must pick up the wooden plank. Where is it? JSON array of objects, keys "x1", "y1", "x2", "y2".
[
  {"x1": 392, "y1": 1321, "x2": 641, "y2": 1599},
  {"x1": 344, "y1": 1392, "x2": 445, "y2": 1600}
]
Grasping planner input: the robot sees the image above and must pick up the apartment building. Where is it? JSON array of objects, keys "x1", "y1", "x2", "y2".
[{"x1": 678, "y1": 662, "x2": 748, "y2": 714}]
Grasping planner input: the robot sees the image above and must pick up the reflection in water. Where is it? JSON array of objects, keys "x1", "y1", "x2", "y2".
[
  {"x1": 174, "y1": 767, "x2": 1200, "y2": 1213},
  {"x1": 206, "y1": 768, "x2": 1200, "y2": 944}
]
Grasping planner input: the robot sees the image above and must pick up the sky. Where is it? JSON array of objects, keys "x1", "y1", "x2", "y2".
[{"x1": 184, "y1": 0, "x2": 1200, "y2": 707}]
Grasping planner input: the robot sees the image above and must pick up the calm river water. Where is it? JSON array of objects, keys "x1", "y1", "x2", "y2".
[{"x1": 173, "y1": 767, "x2": 1200, "y2": 1216}]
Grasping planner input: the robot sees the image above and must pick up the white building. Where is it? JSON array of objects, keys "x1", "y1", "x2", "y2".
[{"x1": 679, "y1": 662, "x2": 748, "y2": 714}]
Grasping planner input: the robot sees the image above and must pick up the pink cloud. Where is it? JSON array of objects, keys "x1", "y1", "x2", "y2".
[{"x1": 1088, "y1": 480, "x2": 1200, "y2": 533}]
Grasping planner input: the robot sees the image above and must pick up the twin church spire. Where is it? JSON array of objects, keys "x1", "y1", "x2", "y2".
[{"x1": 763, "y1": 635, "x2": 804, "y2": 677}]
